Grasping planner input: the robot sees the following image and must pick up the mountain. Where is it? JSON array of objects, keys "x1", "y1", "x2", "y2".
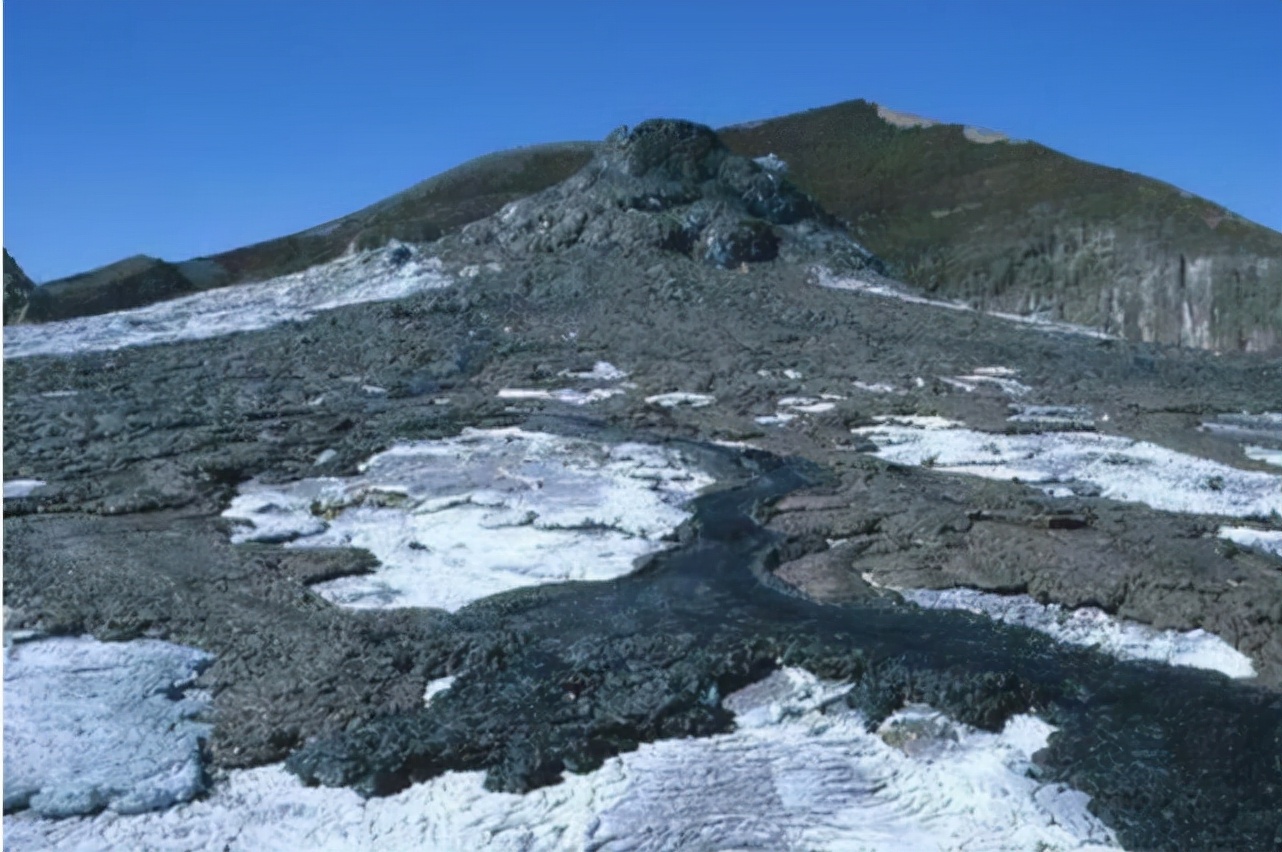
[
  {"x1": 8, "y1": 99, "x2": 1281, "y2": 354},
  {"x1": 720, "y1": 100, "x2": 1282, "y2": 352},
  {"x1": 5, "y1": 118, "x2": 1282, "y2": 851}
]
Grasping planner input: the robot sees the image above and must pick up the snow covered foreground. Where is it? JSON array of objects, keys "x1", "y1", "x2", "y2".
[
  {"x1": 3, "y1": 636, "x2": 212, "y2": 818},
  {"x1": 902, "y1": 588, "x2": 1256, "y2": 679},
  {"x1": 853, "y1": 416, "x2": 1282, "y2": 520},
  {"x1": 5, "y1": 667, "x2": 1117, "y2": 852},
  {"x1": 2, "y1": 245, "x2": 450, "y2": 360},
  {"x1": 223, "y1": 428, "x2": 714, "y2": 612}
]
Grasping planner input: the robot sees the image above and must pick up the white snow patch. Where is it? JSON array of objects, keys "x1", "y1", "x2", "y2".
[
  {"x1": 813, "y1": 266, "x2": 1114, "y2": 340},
  {"x1": 645, "y1": 392, "x2": 714, "y2": 408},
  {"x1": 222, "y1": 429, "x2": 713, "y2": 612},
  {"x1": 3, "y1": 246, "x2": 451, "y2": 359},
  {"x1": 778, "y1": 396, "x2": 837, "y2": 413},
  {"x1": 755, "y1": 413, "x2": 798, "y2": 426},
  {"x1": 1219, "y1": 526, "x2": 1282, "y2": 560},
  {"x1": 943, "y1": 367, "x2": 1032, "y2": 397},
  {"x1": 3, "y1": 636, "x2": 213, "y2": 817},
  {"x1": 1246, "y1": 445, "x2": 1282, "y2": 468},
  {"x1": 423, "y1": 676, "x2": 457, "y2": 707},
  {"x1": 753, "y1": 153, "x2": 789, "y2": 173},
  {"x1": 854, "y1": 416, "x2": 1282, "y2": 519},
  {"x1": 853, "y1": 380, "x2": 900, "y2": 394},
  {"x1": 3, "y1": 479, "x2": 46, "y2": 499},
  {"x1": 4, "y1": 668, "x2": 1117, "y2": 852},
  {"x1": 498, "y1": 387, "x2": 625, "y2": 405},
  {"x1": 783, "y1": 369, "x2": 803, "y2": 379},
  {"x1": 903, "y1": 588, "x2": 1256, "y2": 679},
  {"x1": 313, "y1": 449, "x2": 338, "y2": 467},
  {"x1": 558, "y1": 361, "x2": 628, "y2": 382},
  {"x1": 1009, "y1": 405, "x2": 1096, "y2": 431},
  {"x1": 38, "y1": 390, "x2": 79, "y2": 398}
]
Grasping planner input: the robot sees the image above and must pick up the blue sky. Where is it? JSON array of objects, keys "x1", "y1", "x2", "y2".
[{"x1": 4, "y1": 0, "x2": 1280, "y2": 282}]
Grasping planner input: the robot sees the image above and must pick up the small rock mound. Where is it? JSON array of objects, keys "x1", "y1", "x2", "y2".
[{"x1": 462, "y1": 119, "x2": 880, "y2": 271}]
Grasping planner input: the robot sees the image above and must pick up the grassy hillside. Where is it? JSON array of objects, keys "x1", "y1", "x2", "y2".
[{"x1": 719, "y1": 100, "x2": 1282, "y2": 351}]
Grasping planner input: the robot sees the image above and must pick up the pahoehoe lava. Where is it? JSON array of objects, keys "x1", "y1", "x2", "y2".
[{"x1": 279, "y1": 441, "x2": 1282, "y2": 851}]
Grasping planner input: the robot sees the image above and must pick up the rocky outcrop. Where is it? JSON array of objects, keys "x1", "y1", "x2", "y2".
[
  {"x1": 721, "y1": 99, "x2": 1282, "y2": 352},
  {"x1": 460, "y1": 119, "x2": 880, "y2": 274},
  {"x1": 4, "y1": 249, "x2": 36, "y2": 323}
]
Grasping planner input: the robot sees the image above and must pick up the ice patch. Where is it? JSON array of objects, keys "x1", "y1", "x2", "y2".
[
  {"x1": 645, "y1": 392, "x2": 714, "y2": 408},
  {"x1": 783, "y1": 368, "x2": 803, "y2": 379},
  {"x1": 3, "y1": 636, "x2": 212, "y2": 817},
  {"x1": 222, "y1": 429, "x2": 713, "y2": 612},
  {"x1": 902, "y1": 588, "x2": 1256, "y2": 679},
  {"x1": 4, "y1": 668, "x2": 1116, "y2": 851},
  {"x1": 854, "y1": 416, "x2": 1282, "y2": 519},
  {"x1": 753, "y1": 153, "x2": 788, "y2": 173},
  {"x1": 498, "y1": 387, "x2": 625, "y2": 405},
  {"x1": 1246, "y1": 445, "x2": 1282, "y2": 468},
  {"x1": 853, "y1": 380, "x2": 900, "y2": 394},
  {"x1": 1219, "y1": 526, "x2": 1282, "y2": 560},
  {"x1": 812, "y1": 266, "x2": 1114, "y2": 340},
  {"x1": 941, "y1": 374, "x2": 1033, "y2": 396},
  {"x1": 757, "y1": 395, "x2": 841, "y2": 425},
  {"x1": 4, "y1": 479, "x2": 46, "y2": 499},
  {"x1": 1009, "y1": 405, "x2": 1096, "y2": 431},
  {"x1": 423, "y1": 676, "x2": 457, "y2": 707},
  {"x1": 1201, "y1": 412, "x2": 1282, "y2": 445},
  {"x1": 558, "y1": 361, "x2": 628, "y2": 382},
  {"x1": 3, "y1": 245, "x2": 451, "y2": 359},
  {"x1": 778, "y1": 396, "x2": 838, "y2": 413}
]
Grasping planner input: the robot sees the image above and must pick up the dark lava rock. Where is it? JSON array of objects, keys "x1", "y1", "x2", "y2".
[{"x1": 461, "y1": 119, "x2": 876, "y2": 272}]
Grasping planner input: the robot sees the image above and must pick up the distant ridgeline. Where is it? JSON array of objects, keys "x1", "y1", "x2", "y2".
[{"x1": 6, "y1": 99, "x2": 1280, "y2": 352}]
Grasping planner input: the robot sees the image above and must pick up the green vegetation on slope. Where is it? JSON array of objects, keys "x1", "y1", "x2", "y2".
[{"x1": 719, "y1": 99, "x2": 1282, "y2": 351}]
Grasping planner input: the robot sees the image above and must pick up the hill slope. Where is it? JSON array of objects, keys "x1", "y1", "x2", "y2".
[
  {"x1": 719, "y1": 100, "x2": 1282, "y2": 352},
  {"x1": 11, "y1": 142, "x2": 597, "y2": 323}
]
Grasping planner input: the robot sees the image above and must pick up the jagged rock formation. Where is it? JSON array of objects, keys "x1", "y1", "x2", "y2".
[
  {"x1": 459, "y1": 119, "x2": 879, "y2": 273},
  {"x1": 4, "y1": 249, "x2": 36, "y2": 323},
  {"x1": 720, "y1": 99, "x2": 1282, "y2": 352}
]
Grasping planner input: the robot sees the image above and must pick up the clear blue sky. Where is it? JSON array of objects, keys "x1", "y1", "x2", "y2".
[{"x1": 4, "y1": 0, "x2": 1280, "y2": 282}]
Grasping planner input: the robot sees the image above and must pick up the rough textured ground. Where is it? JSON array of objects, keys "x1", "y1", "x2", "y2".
[{"x1": 5, "y1": 120, "x2": 1282, "y2": 850}]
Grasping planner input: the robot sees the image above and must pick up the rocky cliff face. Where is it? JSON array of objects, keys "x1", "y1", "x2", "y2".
[
  {"x1": 4, "y1": 249, "x2": 36, "y2": 323},
  {"x1": 720, "y1": 100, "x2": 1282, "y2": 353},
  {"x1": 897, "y1": 212, "x2": 1280, "y2": 352}
]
